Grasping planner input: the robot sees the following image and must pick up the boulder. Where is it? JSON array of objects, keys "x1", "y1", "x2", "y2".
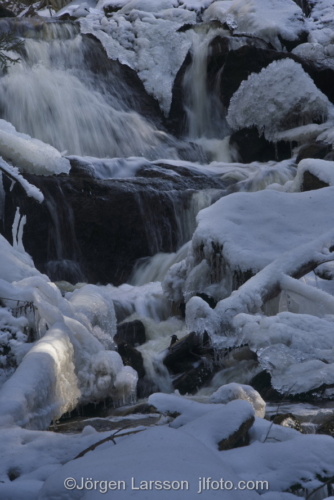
[
  {"x1": 230, "y1": 127, "x2": 293, "y2": 163},
  {"x1": 301, "y1": 170, "x2": 329, "y2": 191},
  {"x1": 114, "y1": 320, "x2": 146, "y2": 347},
  {"x1": 0, "y1": 6, "x2": 15, "y2": 17},
  {"x1": 2, "y1": 162, "x2": 226, "y2": 285},
  {"x1": 218, "y1": 415, "x2": 254, "y2": 450},
  {"x1": 296, "y1": 142, "x2": 332, "y2": 164},
  {"x1": 173, "y1": 358, "x2": 215, "y2": 395},
  {"x1": 271, "y1": 413, "x2": 302, "y2": 432},
  {"x1": 117, "y1": 342, "x2": 146, "y2": 380}
]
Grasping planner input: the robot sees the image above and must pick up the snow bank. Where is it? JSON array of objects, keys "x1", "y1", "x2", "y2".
[
  {"x1": 204, "y1": 0, "x2": 307, "y2": 50},
  {"x1": 0, "y1": 119, "x2": 71, "y2": 176},
  {"x1": 227, "y1": 59, "x2": 330, "y2": 141}
]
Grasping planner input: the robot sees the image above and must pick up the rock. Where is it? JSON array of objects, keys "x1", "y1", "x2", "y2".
[
  {"x1": 167, "y1": 51, "x2": 192, "y2": 137},
  {"x1": 163, "y1": 331, "x2": 213, "y2": 374},
  {"x1": 296, "y1": 142, "x2": 332, "y2": 164},
  {"x1": 0, "y1": 6, "x2": 15, "y2": 17},
  {"x1": 301, "y1": 170, "x2": 329, "y2": 191},
  {"x1": 218, "y1": 416, "x2": 254, "y2": 451},
  {"x1": 230, "y1": 127, "x2": 293, "y2": 163},
  {"x1": 271, "y1": 413, "x2": 302, "y2": 432},
  {"x1": 220, "y1": 45, "x2": 334, "y2": 109},
  {"x1": 114, "y1": 320, "x2": 146, "y2": 347},
  {"x1": 317, "y1": 416, "x2": 334, "y2": 437},
  {"x1": 136, "y1": 378, "x2": 159, "y2": 399},
  {"x1": 250, "y1": 371, "x2": 282, "y2": 401},
  {"x1": 117, "y1": 342, "x2": 146, "y2": 379},
  {"x1": 210, "y1": 383, "x2": 265, "y2": 418},
  {"x1": 2, "y1": 163, "x2": 226, "y2": 285},
  {"x1": 172, "y1": 358, "x2": 215, "y2": 395},
  {"x1": 114, "y1": 403, "x2": 158, "y2": 416},
  {"x1": 196, "y1": 293, "x2": 217, "y2": 309}
]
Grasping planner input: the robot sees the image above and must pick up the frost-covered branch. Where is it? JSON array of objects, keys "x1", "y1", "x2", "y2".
[{"x1": 0, "y1": 30, "x2": 23, "y2": 71}]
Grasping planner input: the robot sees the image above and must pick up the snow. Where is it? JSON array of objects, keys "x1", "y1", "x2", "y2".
[
  {"x1": 290, "y1": 158, "x2": 334, "y2": 191},
  {"x1": 227, "y1": 59, "x2": 331, "y2": 141},
  {"x1": 80, "y1": 7, "x2": 193, "y2": 115},
  {"x1": 210, "y1": 383, "x2": 265, "y2": 417},
  {"x1": 192, "y1": 186, "x2": 334, "y2": 275},
  {"x1": 204, "y1": 0, "x2": 307, "y2": 50},
  {"x1": 0, "y1": 119, "x2": 71, "y2": 176}
]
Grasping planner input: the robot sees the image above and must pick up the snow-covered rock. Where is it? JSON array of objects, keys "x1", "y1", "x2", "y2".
[
  {"x1": 210, "y1": 383, "x2": 265, "y2": 418},
  {"x1": 227, "y1": 59, "x2": 331, "y2": 141}
]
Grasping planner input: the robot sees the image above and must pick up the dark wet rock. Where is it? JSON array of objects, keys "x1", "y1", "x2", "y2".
[
  {"x1": 82, "y1": 35, "x2": 165, "y2": 129},
  {"x1": 116, "y1": 403, "x2": 158, "y2": 416},
  {"x1": 317, "y1": 416, "x2": 334, "y2": 437},
  {"x1": 117, "y1": 342, "x2": 146, "y2": 379},
  {"x1": 167, "y1": 51, "x2": 192, "y2": 137},
  {"x1": 218, "y1": 416, "x2": 255, "y2": 451},
  {"x1": 250, "y1": 371, "x2": 282, "y2": 401},
  {"x1": 0, "y1": 6, "x2": 15, "y2": 17},
  {"x1": 271, "y1": 413, "x2": 302, "y2": 432},
  {"x1": 230, "y1": 127, "x2": 293, "y2": 163},
  {"x1": 324, "y1": 151, "x2": 334, "y2": 161},
  {"x1": 196, "y1": 293, "x2": 217, "y2": 309},
  {"x1": 162, "y1": 332, "x2": 217, "y2": 394},
  {"x1": 292, "y1": 0, "x2": 312, "y2": 17},
  {"x1": 301, "y1": 170, "x2": 329, "y2": 191},
  {"x1": 296, "y1": 142, "x2": 332, "y2": 164},
  {"x1": 114, "y1": 320, "x2": 146, "y2": 347},
  {"x1": 2, "y1": 163, "x2": 226, "y2": 285},
  {"x1": 136, "y1": 378, "x2": 159, "y2": 399},
  {"x1": 173, "y1": 358, "x2": 215, "y2": 395}
]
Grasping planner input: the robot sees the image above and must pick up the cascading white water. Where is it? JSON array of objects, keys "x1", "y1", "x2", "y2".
[
  {"x1": 0, "y1": 23, "x2": 182, "y2": 159},
  {"x1": 183, "y1": 29, "x2": 228, "y2": 141}
]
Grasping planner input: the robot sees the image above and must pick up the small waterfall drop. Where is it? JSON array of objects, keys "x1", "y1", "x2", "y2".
[{"x1": 183, "y1": 29, "x2": 228, "y2": 141}]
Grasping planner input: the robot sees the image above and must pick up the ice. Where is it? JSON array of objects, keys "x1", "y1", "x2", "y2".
[
  {"x1": 235, "y1": 311, "x2": 334, "y2": 394},
  {"x1": 227, "y1": 59, "x2": 331, "y2": 141},
  {"x1": 0, "y1": 157, "x2": 44, "y2": 203},
  {"x1": 0, "y1": 119, "x2": 70, "y2": 176}
]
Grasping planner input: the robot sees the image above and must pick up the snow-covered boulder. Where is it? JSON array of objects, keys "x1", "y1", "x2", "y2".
[
  {"x1": 227, "y1": 59, "x2": 331, "y2": 141},
  {"x1": 163, "y1": 186, "x2": 334, "y2": 305},
  {"x1": 210, "y1": 383, "x2": 265, "y2": 418},
  {"x1": 204, "y1": 0, "x2": 307, "y2": 50}
]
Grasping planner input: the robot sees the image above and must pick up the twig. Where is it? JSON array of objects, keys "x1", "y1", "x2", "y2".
[
  {"x1": 74, "y1": 426, "x2": 145, "y2": 460},
  {"x1": 263, "y1": 383, "x2": 297, "y2": 443},
  {"x1": 306, "y1": 475, "x2": 334, "y2": 499}
]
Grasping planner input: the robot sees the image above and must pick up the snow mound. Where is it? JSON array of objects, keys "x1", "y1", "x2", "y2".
[
  {"x1": 205, "y1": 0, "x2": 307, "y2": 50},
  {"x1": 210, "y1": 383, "x2": 265, "y2": 417},
  {"x1": 227, "y1": 59, "x2": 330, "y2": 141},
  {"x1": 163, "y1": 186, "x2": 334, "y2": 305},
  {"x1": 0, "y1": 120, "x2": 71, "y2": 176}
]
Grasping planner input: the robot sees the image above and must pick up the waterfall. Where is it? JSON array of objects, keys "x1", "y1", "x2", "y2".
[
  {"x1": 183, "y1": 29, "x2": 228, "y2": 141},
  {"x1": 0, "y1": 22, "x2": 183, "y2": 160}
]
